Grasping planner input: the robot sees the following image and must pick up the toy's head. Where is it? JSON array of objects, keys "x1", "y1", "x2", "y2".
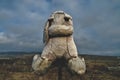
[
  {"x1": 43, "y1": 11, "x2": 73, "y2": 44},
  {"x1": 49, "y1": 11, "x2": 73, "y2": 26}
]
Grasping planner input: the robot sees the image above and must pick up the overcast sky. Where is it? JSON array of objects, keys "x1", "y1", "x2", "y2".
[{"x1": 0, "y1": 0, "x2": 120, "y2": 56}]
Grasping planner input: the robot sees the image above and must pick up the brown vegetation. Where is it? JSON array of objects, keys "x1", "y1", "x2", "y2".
[{"x1": 0, "y1": 54, "x2": 119, "y2": 80}]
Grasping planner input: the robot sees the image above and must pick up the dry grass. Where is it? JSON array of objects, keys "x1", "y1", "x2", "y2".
[{"x1": 0, "y1": 54, "x2": 119, "y2": 80}]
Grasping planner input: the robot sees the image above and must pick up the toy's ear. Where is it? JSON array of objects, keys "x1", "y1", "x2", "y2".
[
  {"x1": 43, "y1": 20, "x2": 49, "y2": 44},
  {"x1": 43, "y1": 17, "x2": 53, "y2": 44}
]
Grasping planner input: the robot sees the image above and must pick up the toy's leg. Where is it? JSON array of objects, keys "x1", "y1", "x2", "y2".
[
  {"x1": 68, "y1": 56, "x2": 86, "y2": 75},
  {"x1": 66, "y1": 36, "x2": 78, "y2": 57},
  {"x1": 32, "y1": 46, "x2": 56, "y2": 74},
  {"x1": 32, "y1": 55, "x2": 53, "y2": 75},
  {"x1": 65, "y1": 36, "x2": 86, "y2": 74}
]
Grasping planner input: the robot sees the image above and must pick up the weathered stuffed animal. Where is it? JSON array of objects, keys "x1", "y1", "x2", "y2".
[{"x1": 32, "y1": 11, "x2": 86, "y2": 75}]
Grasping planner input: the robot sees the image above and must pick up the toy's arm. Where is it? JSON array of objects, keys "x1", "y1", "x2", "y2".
[{"x1": 48, "y1": 25, "x2": 73, "y2": 37}]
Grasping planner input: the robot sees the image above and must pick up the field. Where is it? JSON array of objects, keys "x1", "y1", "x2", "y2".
[{"x1": 0, "y1": 53, "x2": 119, "y2": 80}]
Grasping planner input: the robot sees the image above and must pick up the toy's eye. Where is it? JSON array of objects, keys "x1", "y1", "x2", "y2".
[
  {"x1": 48, "y1": 18, "x2": 53, "y2": 22},
  {"x1": 48, "y1": 18, "x2": 53, "y2": 26},
  {"x1": 64, "y1": 17, "x2": 69, "y2": 22}
]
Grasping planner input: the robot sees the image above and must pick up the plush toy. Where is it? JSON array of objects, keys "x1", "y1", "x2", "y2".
[{"x1": 32, "y1": 11, "x2": 86, "y2": 75}]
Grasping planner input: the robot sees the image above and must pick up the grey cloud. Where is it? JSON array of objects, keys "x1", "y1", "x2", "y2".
[
  {"x1": 0, "y1": 0, "x2": 120, "y2": 56},
  {"x1": 0, "y1": 32, "x2": 17, "y2": 44}
]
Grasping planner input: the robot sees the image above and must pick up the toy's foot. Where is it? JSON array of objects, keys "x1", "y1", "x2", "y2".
[
  {"x1": 32, "y1": 54, "x2": 52, "y2": 75},
  {"x1": 68, "y1": 56, "x2": 86, "y2": 75}
]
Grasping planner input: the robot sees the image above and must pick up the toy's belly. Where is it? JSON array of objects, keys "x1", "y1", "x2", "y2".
[{"x1": 49, "y1": 37, "x2": 67, "y2": 57}]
